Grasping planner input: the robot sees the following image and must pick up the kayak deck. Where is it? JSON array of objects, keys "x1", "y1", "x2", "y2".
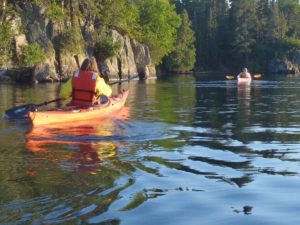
[{"x1": 28, "y1": 90, "x2": 129, "y2": 126}]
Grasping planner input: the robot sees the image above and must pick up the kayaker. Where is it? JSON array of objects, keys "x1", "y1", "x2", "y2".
[
  {"x1": 237, "y1": 68, "x2": 251, "y2": 79},
  {"x1": 60, "y1": 57, "x2": 112, "y2": 105}
]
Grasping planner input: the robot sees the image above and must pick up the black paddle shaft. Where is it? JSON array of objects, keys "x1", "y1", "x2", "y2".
[
  {"x1": 4, "y1": 98, "x2": 62, "y2": 119},
  {"x1": 108, "y1": 75, "x2": 139, "y2": 85}
]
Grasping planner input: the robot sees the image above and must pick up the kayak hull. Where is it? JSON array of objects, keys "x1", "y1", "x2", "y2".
[
  {"x1": 28, "y1": 90, "x2": 129, "y2": 126},
  {"x1": 237, "y1": 77, "x2": 251, "y2": 85}
]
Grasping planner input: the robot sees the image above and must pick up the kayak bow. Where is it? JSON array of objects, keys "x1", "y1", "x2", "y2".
[{"x1": 28, "y1": 90, "x2": 129, "y2": 126}]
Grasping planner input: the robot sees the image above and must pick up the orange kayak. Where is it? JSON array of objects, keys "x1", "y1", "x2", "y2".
[{"x1": 28, "y1": 90, "x2": 129, "y2": 126}]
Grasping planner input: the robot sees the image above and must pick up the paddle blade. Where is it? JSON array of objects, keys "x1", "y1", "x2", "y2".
[
  {"x1": 4, "y1": 104, "x2": 37, "y2": 119},
  {"x1": 226, "y1": 75, "x2": 235, "y2": 80},
  {"x1": 4, "y1": 98, "x2": 62, "y2": 119},
  {"x1": 253, "y1": 74, "x2": 262, "y2": 78}
]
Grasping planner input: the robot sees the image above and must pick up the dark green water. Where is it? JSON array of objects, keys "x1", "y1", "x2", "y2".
[{"x1": 1, "y1": 74, "x2": 300, "y2": 224}]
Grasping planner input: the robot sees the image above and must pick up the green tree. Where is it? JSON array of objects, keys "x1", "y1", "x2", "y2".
[
  {"x1": 59, "y1": 26, "x2": 84, "y2": 56},
  {"x1": 205, "y1": 0, "x2": 229, "y2": 68},
  {"x1": 229, "y1": 0, "x2": 258, "y2": 66},
  {"x1": 19, "y1": 42, "x2": 46, "y2": 67},
  {"x1": 164, "y1": 10, "x2": 196, "y2": 72},
  {"x1": 94, "y1": 28, "x2": 121, "y2": 62},
  {"x1": 278, "y1": 0, "x2": 300, "y2": 38},
  {"x1": 0, "y1": 22, "x2": 13, "y2": 66},
  {"x1": 266, "y1": 0, "x2": 287, "y2": 42},
  {"x1": 175, "y1": 0, "x2": 229, "y2": 69},
  {"x1": 256, "y1": 0, "x2": 269, "y2": 40},
  {"x1": 95, "y1": 0, "x2": 141, "y2": 38},
  {"x1": 45, "y1": 2, "x2": 68, "y2": 31},
  {"x1": 136, "y1": 0, "x2": 181, "y2": 64},
  {"x1": 182, "y1": 0, "x2": 207, "y2": 68}
]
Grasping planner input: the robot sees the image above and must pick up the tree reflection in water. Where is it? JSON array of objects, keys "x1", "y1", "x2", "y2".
[{"x1": 19, "y1": 107, "x2": 137, "y2": 223}]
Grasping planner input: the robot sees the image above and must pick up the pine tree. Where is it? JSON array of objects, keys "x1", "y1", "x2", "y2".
[
  {"x1": 177, "y1": 0, "x2": 229, "y2": 69},
  {"x1": 164, "y1": 10, "x2": 196, "y2": 72},
  {"x1": 206, "y1": 0, "x2": 229, "y2": 68},
  {"x1": 278, "y1": 0, "x2": 300, "y2": 38},
  {"x1": 229, "y1": 0, "x2": 258, "y2": 67},
  {"x1": 266, "y1": 0, "x2": 287, "y2": 42},
  {"x1": 256, "y1": 0, "x2": 269, "y2": 41}
]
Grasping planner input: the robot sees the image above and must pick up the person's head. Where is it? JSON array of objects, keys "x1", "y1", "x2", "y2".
[
  {"x1": 80, "y1": 57, "x2": 99, "y2": 73},
  {"x1": 243, "y1": 68, "x2": 248, "y2": 72},
  {"x1": 80, "y1": 58, "x2": 91, "y2": 70},
  {"x1": 89, "y1": 57, "x2": 99, "y2": 73}
]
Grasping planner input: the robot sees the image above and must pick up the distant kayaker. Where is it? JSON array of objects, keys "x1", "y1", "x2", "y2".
[
  {"x1": 60, "y1": 57, "x2": 112, "y2": 105},
  {"x1": 237, "y1": 68, "x2": 252, "y2": 79}
]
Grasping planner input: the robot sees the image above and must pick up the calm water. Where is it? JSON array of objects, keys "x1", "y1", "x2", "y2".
[{"x1": 1, "y1": 74, "x2": 300, "y2": 225}]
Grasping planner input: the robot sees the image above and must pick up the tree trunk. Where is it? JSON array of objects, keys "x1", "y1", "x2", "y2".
[
  {"x1": 69, "y1": 0, "x2": 75, "y2": 27},
  {"x1": 0, "y1": 0, "x2": 7, "y2": 24}
]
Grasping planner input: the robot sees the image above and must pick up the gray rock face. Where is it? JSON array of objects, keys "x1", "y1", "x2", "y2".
[
  {"x1": 268, "y1": 51, "x2": 300, "y2": 75},
  {"x1": 103, "y1": 30, "x2": 156, "y2": 79},
  {"x1": 0, "y1": 69, "x2": 10, "y2": 81},
  {"x1": 33, "y1": 63, "x2": 58, "y2": 83},
  {"x1": 7, "y1": 3, "x2": 156, "y2": 83},
  {"x1": 132, "y1": 39, "x2": 156, "y2": 79},
  {"x1": 14, "y1": 34, "x2": 28, "y2": 59},
  {"x1": 291, "y1": 51, "x2": 300, "y2": 74}
]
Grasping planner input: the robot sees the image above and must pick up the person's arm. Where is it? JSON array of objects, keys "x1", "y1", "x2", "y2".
[
  {"x1": 59, "y1": 78, "x2": 72, "y2": 100},
  {"x1": 96, "y1": 77, "x2": 112, "y2": 97}
]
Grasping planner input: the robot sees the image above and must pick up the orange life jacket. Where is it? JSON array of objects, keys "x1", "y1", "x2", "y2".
[{"x1": 71, "y1": 70, "x2": 98, "y2": 105}]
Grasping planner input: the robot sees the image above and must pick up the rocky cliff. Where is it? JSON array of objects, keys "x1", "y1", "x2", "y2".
[
  {"x1": 268, "y1": 51, "x2": 300, "y2": 75},
  {"x1": 101, "y1": 30, "x2": 156, "y2": 80},
  {"x1": 1, "y1": 3, "x2": 156, "y2": 83}
]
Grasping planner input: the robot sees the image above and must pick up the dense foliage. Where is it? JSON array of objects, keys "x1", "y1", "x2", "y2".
[
  {"x1": 164, "y1": 10, "x2": 196, "y2": 72},
  {"x1": 0, "y1": 0, "x2": 299, "y2": 72},
  {"x1": 137, "y1": 0, "x2": 181, "y2": 64},
  {"x1": 19, "y1": 42, "x2": 46, "y2": 66},
  {"x1": 94, "y1": 30, "x2": 121, "y2": 62},
  {"x1": 59, "y1": 26, "x2": 84, "y2": 56},
  {"x1": 0, "y1": 23, "x2": 13, "y2": 66},
  {"x1": 0, "y1": 0, "x2": 184, "y2": 69},
  {"x1": 175, "y1": 0, "x2": 300, "y2": 71}
]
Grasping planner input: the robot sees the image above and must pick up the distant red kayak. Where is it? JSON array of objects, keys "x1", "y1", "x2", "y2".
[{"x1": 28, "y1": 90, "x2": 129, "y2": 127}]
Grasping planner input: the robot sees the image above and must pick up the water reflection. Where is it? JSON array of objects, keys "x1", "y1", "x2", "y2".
[
  {"x1": 182, "y1": 77, "x2": 300, "y2": 188},
  {"x1": 237, "y1": 82, "x2": 251, "y2": 110},
  {"x1": 2, "y1": 75, "x2": 300, "y2": 224},
  {"x1": 26, "y1": 107, "x2": 131, "y2": 173},
  {"x1": 1, "y1": 107, "x2": 137, "y2": 223},
  {"x1": 17, "y1": 104, "x2": 181, "y2": 223}
]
